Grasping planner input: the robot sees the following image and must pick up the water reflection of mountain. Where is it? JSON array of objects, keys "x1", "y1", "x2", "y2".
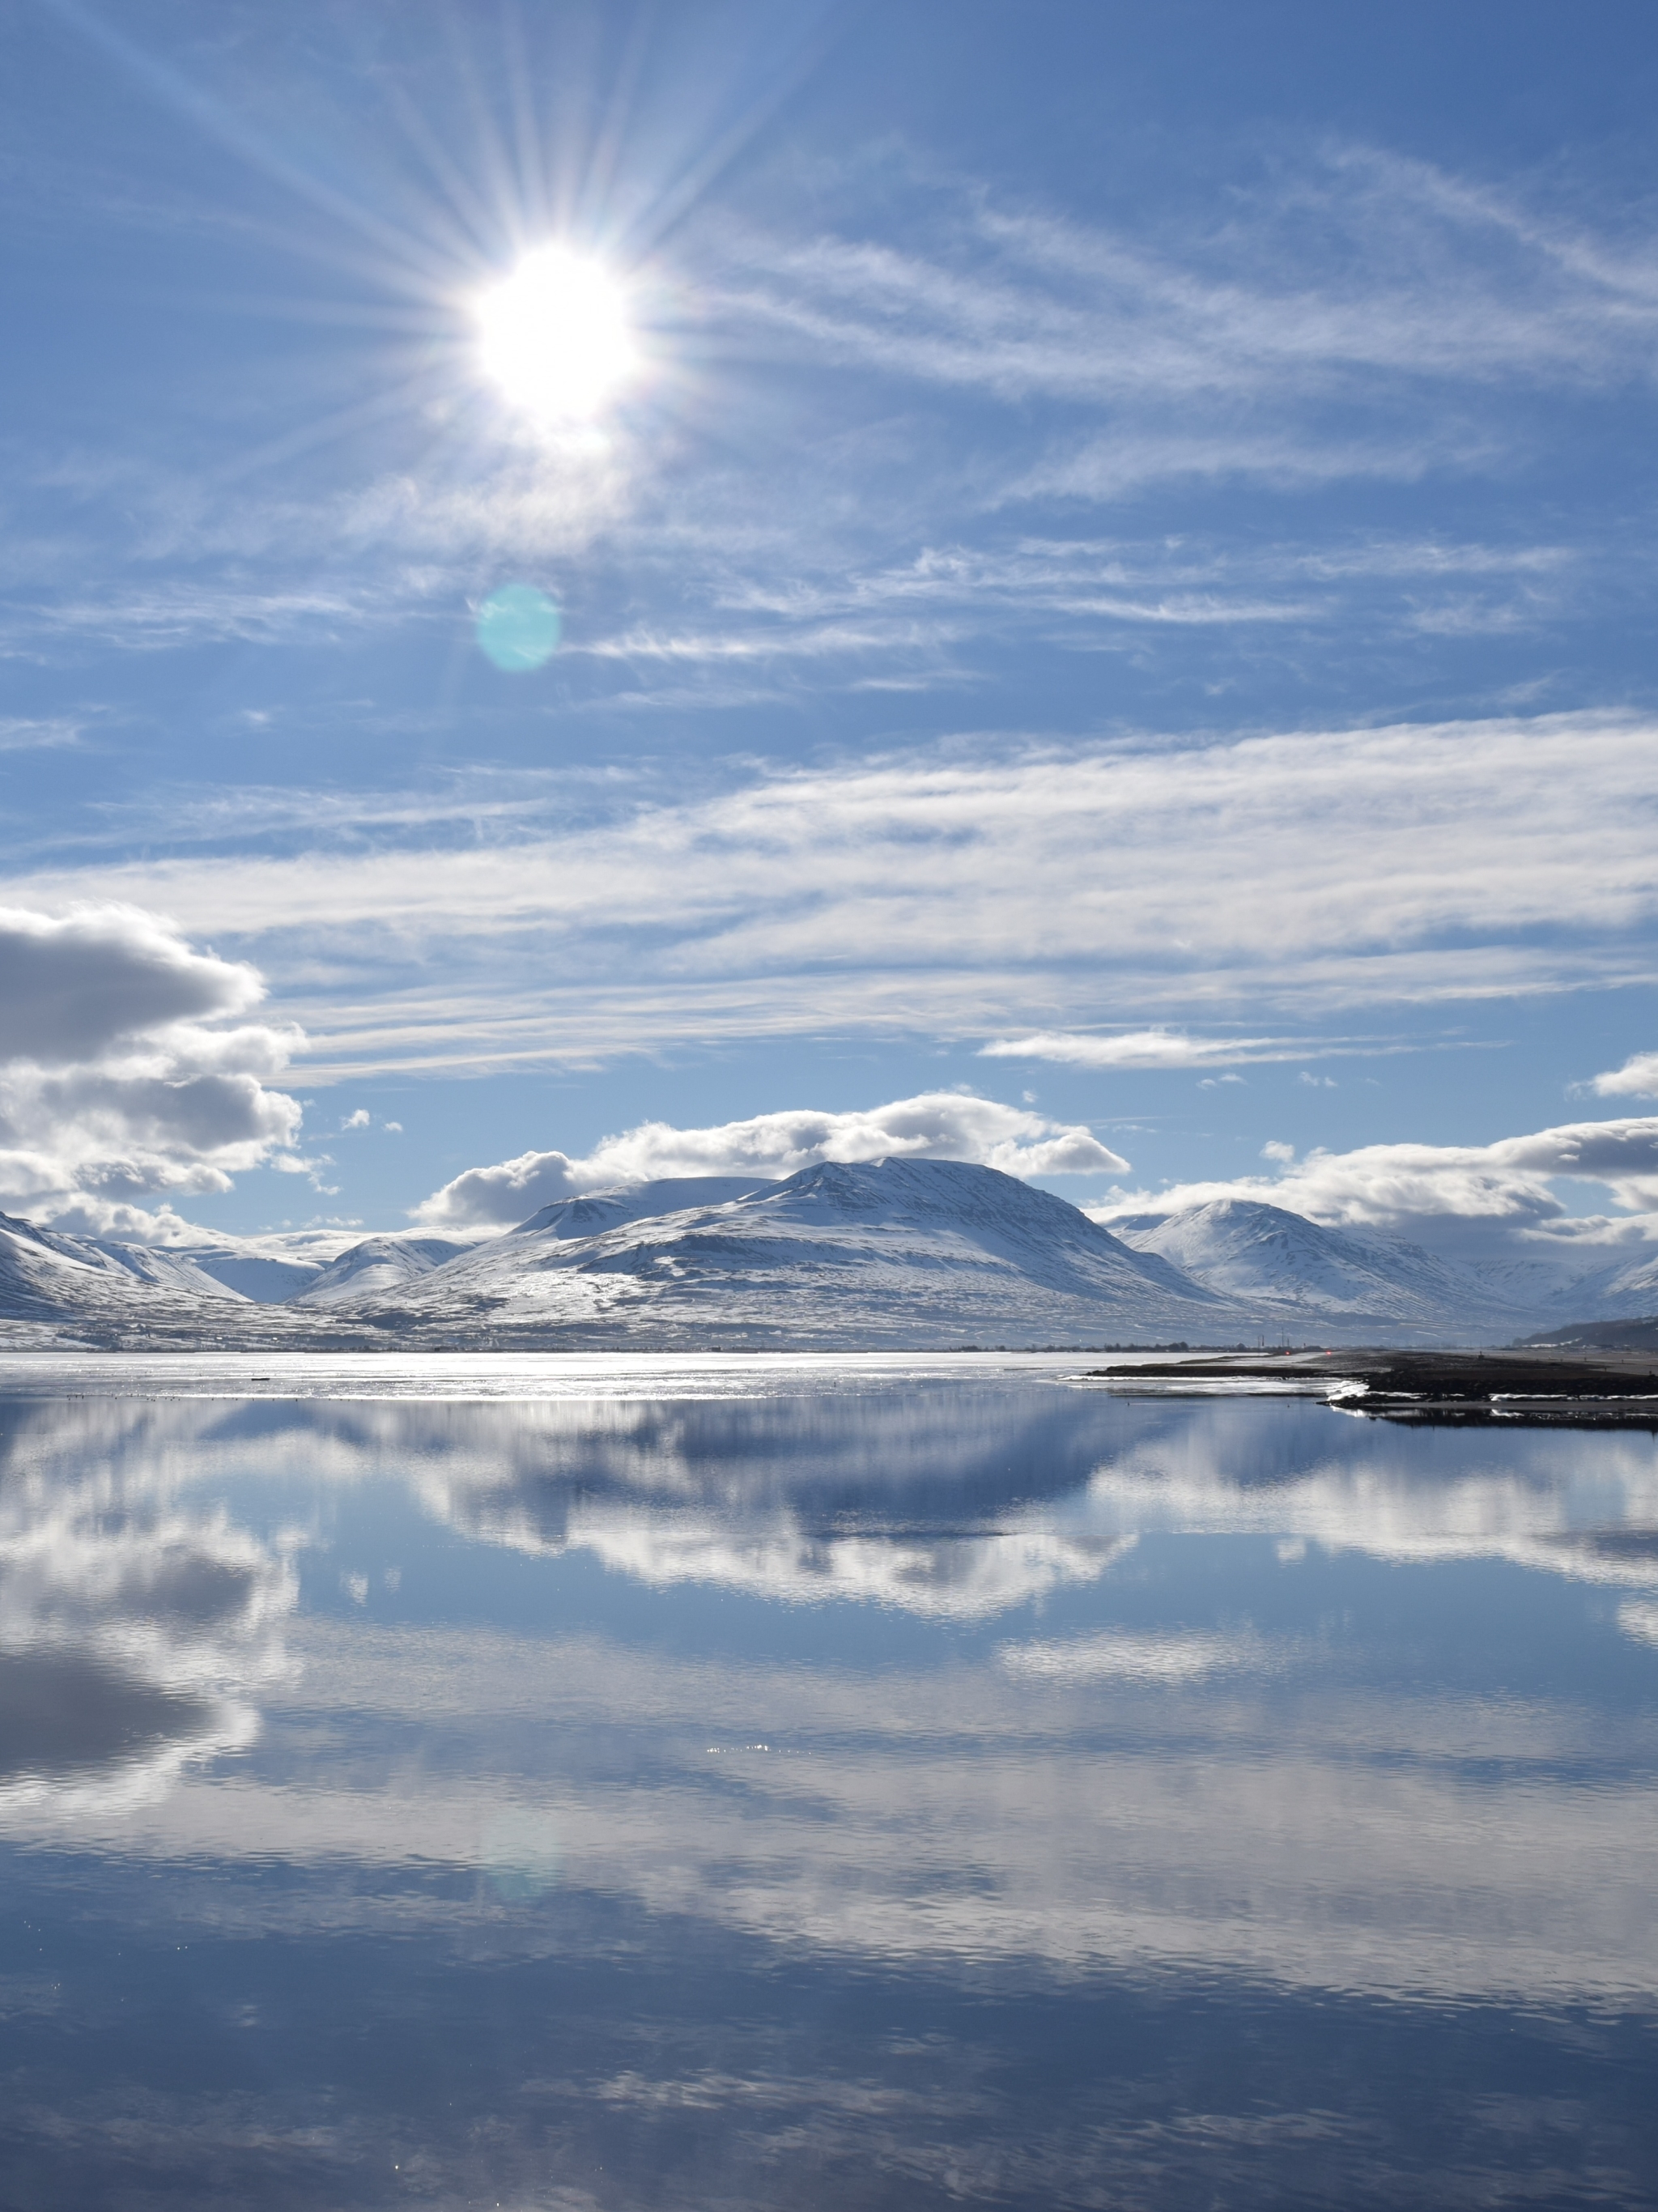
[{"x1": 6, "y1": 1385, "x2": 1658, "y2": 1629}]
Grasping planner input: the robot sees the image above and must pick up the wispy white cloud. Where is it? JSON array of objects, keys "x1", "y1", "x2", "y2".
[
  {"x1": 1006, "y1": 425, "x2": 1490, "y2": 503},
  {"x1": 984, "y1": 1029, "x2": 1358, "y2": 1070},
  {"x1": 4, "y1": 140, "x2": 1634, "y2": 684},
  {"x1": 414, "y1": 1092, "x2": 1128, "y2": 1227},
  {"x1": 6, "y1": 711, "x2": 1654, "y2": 1076},
  {"x1": 0, "y1": 717, "x2": 82, "y2": 751},
  {"x1": 713, "y1": 160, "x2": 1658, "y2": 409}
]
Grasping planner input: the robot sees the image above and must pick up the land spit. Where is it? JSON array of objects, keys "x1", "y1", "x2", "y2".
[{"x1": 1090, "y1": 1346, "x2": 1658, "y2": 1427}]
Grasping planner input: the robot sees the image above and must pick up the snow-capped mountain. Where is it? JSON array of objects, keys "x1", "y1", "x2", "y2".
[
  {"x1": 0, "y1": 1211, "x2": 248, "y2": 1340},
  {"x1": 290, "y1": 1235, "x2": 478, "y2": 1307},
  {"x1": 1108, "y1": 1197, "x2": 1545, "y2": 1343},
  {"x1": 511, "y1": 1176, "x2": 780, "y2": 1239},
  {"x1": 1531, "y1": 1246, "x2": 1658, "y2": 1324},
  {"x1": 14, "y1": 1165, "x2": 1658, "y2": 1352},
  {"x1": 319, "y1": 1158, "x2": 1249, "y2": 1349},
  {"x1": 179, "y1": 1246, "x2": 329, "y2": 1303}
]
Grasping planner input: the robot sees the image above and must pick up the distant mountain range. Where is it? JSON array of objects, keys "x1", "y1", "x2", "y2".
[
  {"x1": 1108, "y1": 1197, "x2": 1544, "y2": 1340},
  {"x1": 2, "y1": 1163, "x2": 1656, "y2": 1351}
]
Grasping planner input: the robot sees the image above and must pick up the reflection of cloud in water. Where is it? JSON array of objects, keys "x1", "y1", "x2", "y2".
[
  {"x1": 408, "y1": 1390, "x2": 1138, "y2": 1613},
  {"x1": 998, "y1": 1627, "x2": 1273, "y2": 1681},
  {"x1": 1074, "y1": 1402, "x2": 1658, "y2": 1593},
  {"x1": 0, "y1": 1401, "x2": 296, "y2": 1814},
  {"x1": 518, "y1": 1512, "x2": 1132, "y2": 1617},
  {"x1": 8, "y1": 1387, "x2": 1658, "y2": 1626},
  {"x1": 1, "y1": 1385, "x2": 1657, "y2": 2009},
  {"x1": 373, "y1": 1389, "x2": 1658, "y2": 1610},
  {"x1": 23, "y1": 1619, "x2": 1656, "y2": 2013}
]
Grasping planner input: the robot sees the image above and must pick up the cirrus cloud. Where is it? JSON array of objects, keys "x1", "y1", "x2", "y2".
[
  {"x1": 984, "y1": 1028, "x2": 1326, "y2": 1070},
  {"x1": 11, "y1": 710, "x2": 1658, "y2": 1081}
]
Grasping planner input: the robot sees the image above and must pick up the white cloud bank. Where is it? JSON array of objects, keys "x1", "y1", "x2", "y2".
[
  {"x1": 1090, "y1": 1112, "x2": 1658, "y2": 1263},
  {"x1": 415, "y1": 1092, "x2": 1128, "y2": 1229},
  {"x1": 0, "y1": 906, "x2": 305, "y2": 1234}
]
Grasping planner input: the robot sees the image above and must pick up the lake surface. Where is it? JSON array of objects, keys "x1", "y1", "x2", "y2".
[{"x1": 2, "y1": 1354, "x2": 1656, "y2": 2209}]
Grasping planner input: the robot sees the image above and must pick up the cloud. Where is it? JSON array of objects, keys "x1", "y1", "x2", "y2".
[
  {"x1": 1591, "y1": 1052, "x2": 1658, "y2": 1099},
  {"x1": 414, "y1": 1092, "x2": 1129, "y2": 1228},
  {"x1": 712, "y1": 148, "x2": 1658, "y2": 414},
  {"x1": 1090, "y1": 1112, "x2": 1658, "y2": 1261},
  {"x1": 1007, "y1": 426, "x2": 1486, "y2": 503},
  {"x1": 0, "y1": 717, "x2": 81, "y2": 753},
  {"x1": 14, "y1": 1389, "x2": 1658, "y2": 2014},
  {"x1": 0, "y1": 904, "x2": 305, "y2": 1231},
  {"x1": 0, "y1": 904, "x2": 263, "y2": 1064},
  {"x1": 984, "y1": 1029, "x2": 1318, "y2": 1070},
  {"x1": 13, "y1": 711, "x2": 1658, "y2": 1078}
]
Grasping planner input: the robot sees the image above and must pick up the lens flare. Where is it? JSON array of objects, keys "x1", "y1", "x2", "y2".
[
  {"x1": 475, "y1": 245, "x2": 635, "y2": 421},
  {"x1": 476, "y1": 583, "x2": 562, "y2": 671}
]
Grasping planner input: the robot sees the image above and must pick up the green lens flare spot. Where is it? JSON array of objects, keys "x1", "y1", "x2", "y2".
[{"x1": 475, "y1": 584, "x2": 562, "y2": 672}]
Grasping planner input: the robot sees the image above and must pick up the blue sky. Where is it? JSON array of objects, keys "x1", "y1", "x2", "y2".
[{"x1": 6, "y1": 0, "x2": 1658, "y2": 1260}]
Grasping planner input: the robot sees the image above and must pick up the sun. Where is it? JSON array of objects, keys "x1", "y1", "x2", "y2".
[{"x1": 474, "y1": 246, "x2": 636, "y2": 422}]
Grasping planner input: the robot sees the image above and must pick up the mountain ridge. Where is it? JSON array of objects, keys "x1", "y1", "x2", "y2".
[
  {"x1": 9, "y1": 1163, "x2": 1658, "y2": 1351},
  {"x1": 1107, "y1": 1196, "x2": 1545, "y2": 1342},
  {"x1": 332, "y1": 1158, "x2": 1252, "y2": 1350}
]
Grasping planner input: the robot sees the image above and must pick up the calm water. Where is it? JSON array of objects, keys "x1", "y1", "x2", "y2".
[{"x1": 2, "y1": 1355, "x2": 1656, "y2": 2210}]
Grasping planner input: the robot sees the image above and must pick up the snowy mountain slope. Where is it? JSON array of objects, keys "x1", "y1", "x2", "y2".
[
  {"x1": 0, "y1": 1212, "x2": 252, "y2": 1341},
  {"x1": 22, "y1": 1166, "x2": 1658, "y2": 1351},
  {"x1": 181, "y1": 1248, "x2": 327, "y2": 1302},
  {"x1": 512, "y1": 1177, "x2": 780, "y2": 1240},
  {"x1": 1529, "y1": 1246, "x2": 1658, "y2": 1324},
  {"x1": 0, "y1": 1213, "x2": 249, "y2": 1305},
  {"x1": 1109, "y1": 1197, "x2": 1544, "y2": 1343},
  {"x1": 78, "y1": 1237, "x2": 250, "y2": 1301},
  {"x1": 291, "y1": 1235, "x2": 479, "y2": 1306},
  {"x1": 333, "y1": 1158, "x2": 1252, "y2": 1348}
]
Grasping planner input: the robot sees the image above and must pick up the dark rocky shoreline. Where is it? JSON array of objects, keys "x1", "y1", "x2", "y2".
[{"x1": 1090, "y1": 1347, "x2": 1658, "y2": 1427}]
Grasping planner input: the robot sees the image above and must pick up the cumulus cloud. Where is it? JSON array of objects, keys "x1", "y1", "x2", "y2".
[
  {"x1": 1591, "y1": 1053, "x2": 1658, "y2": 1099},
  {"x1": 0, "y1": 904, "x2": 305, "y2": 1232},
  {"x1": 415, "y1": 1092, "x2": 1129, "y2": 1228},
  {"x1": 0, "y1": 904, "x2": 264, "y2": 1065},
  {"x1": 1089, "y1": 1113, "x2": 1658, "y2": 1262}
]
